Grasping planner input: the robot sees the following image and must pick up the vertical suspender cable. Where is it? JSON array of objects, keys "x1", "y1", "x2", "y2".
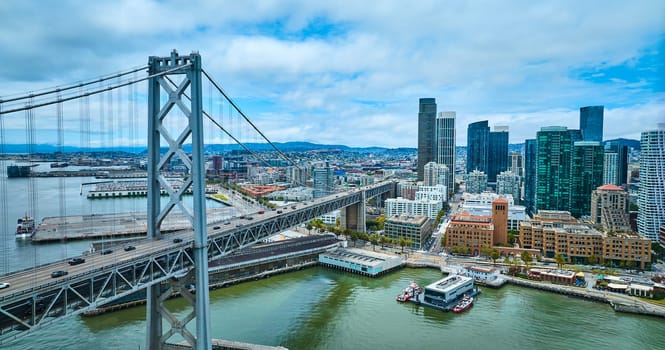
[
  {"x1": 0, "y1": 101, "x2": 7, "y2": 274},
  {"x1": 57, "y1": 91, "x2": 67, "y2": 258}
]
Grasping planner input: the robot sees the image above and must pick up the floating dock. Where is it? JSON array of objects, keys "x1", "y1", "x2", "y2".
[
  {"x1": 406, "y1": 275, "x2": 481, "y2": 311},
  {"x1": 31, "y1": 207, "x2": 236, "y2": 242}
]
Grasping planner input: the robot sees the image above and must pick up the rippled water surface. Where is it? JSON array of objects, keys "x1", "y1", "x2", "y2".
[{"x1": 5, "y1": 267, "x2": 665, "y2": 350}]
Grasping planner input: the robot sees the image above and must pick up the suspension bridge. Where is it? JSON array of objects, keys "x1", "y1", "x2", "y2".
[{"x1": 0, "y1": 51, "x2": 393, "y2": 349}]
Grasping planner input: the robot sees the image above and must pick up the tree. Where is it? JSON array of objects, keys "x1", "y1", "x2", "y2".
[
  {"x1": 405, "y1": 239, "x2": 414, "y2": 252},
  {"x1": 490, "y1": 250, "x2": 500, "y2": 266},
  {"x1": 588, "y1": 254, "x2": 599, "y2": 265},
  {"x1": 399, "y1": 237, "x2": 407, "y2": 253},
  {"x1": 507, "y1": 230, "x2": 519, "y2": 245},
  {"x1": 306, "y1": 223, "x2": 313, "y2": 234},
  {"x1": 555, "y1": 253, "x2": 565, "y2": 269},
  {"x1": 480, "y1": 244, "x2": 493, "y2": 258},
  {"x1": 350, "y1": 231, "x2": 359, "y2": 247},
  {"x1": 521, "y1": 251, "x2": 533, "y2": 271},
  {"x1": 369, "y1": 233, "x2": 379, "y2": 251},
  {"x1": 380, "y1": 235, "x2": 391, "y2": 249}
]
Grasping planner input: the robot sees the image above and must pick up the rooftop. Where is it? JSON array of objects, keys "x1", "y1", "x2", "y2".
[
  {"x1": 425, "y1": 275, "x2": 473, "y2": 293},
  {"x1": 597, "y1": 183, "x2": 624, "y2": 191}
]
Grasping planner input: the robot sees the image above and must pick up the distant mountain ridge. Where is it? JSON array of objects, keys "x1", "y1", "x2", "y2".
[
  {"x1": 1, "y1": 141, "x2": 417, "y2": 154},
  {"x1": 1, "y1": 138, "x2": 640, "y2": 154}
]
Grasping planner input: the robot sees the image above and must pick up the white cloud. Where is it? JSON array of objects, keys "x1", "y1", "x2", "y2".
[{"x1": 0, "y1": 0, "x2": 663, "y2": 148}]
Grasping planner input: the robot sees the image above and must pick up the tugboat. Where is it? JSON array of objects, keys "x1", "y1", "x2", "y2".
[
  {"x1": 16, "y1": 215, "x2": 35, "y2": 238},
  {"x1": 452, "y1": 295, "x2": 474, "y2": 313},
  {"x1": 396, "y1": 281, "x2": 422, "y2": 302}
]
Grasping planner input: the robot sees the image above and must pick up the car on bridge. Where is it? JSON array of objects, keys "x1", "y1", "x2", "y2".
[
  {"x1": 124, "y1": 245, "x2": 136, "y2": 252},
  {"x1": 51, "y1": 270, "x2": 68, "y2": 278},
  {"x1": 68, "y1": 258, "x2": 85, "y2": 266},
  {"x1": 0, "y1": 282, "x2": 10, "y2": 289},
  {"x1": 100, "y1": 249, "x2": 113, "y2": 255},
  {"x1": 173, "y1": 238, "x2": 183, "y2": 243}
]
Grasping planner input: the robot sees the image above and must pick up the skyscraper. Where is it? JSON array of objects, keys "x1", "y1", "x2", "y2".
[
  {"x1": 435, "y1": 111, "x2": 456, "y2": 195},
  {"x1": 570, "y1": 141, "x2": 604, "y2": 218},
  {"x1": 637, "y1": 124, "x2": 665, "y2": 241},
  {"x1": 488, "y1": 126, "x2": 509, "y2": 183},
  {"x1": 536, "y1": 127, "x2": 575, "y2": 213},
  {"x1": 605, "y1": 141, "x2": 628, "y2": 186},
  {"x1": 466, "y1": 120, "x2": 489, "y2": 174},
  {"x1": 524, "y1": 139, "x2": 537, "y2": 216},
  {"x1": 580, "y1": 106, "x2": 604, "y2": 142},
  {"x1": 603, "y1": 152, "x2": 618, "y2": 186},
  {"x1": 313, "y1": 162, "x2": 334, "y2": 198},
  {"x1": 417, "y1": 98, "x2": 437, "y2": 181}
]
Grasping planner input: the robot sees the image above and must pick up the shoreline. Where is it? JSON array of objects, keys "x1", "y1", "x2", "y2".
[{"x1": 400, "y1": 252, "x2": 665, "y2": 319}]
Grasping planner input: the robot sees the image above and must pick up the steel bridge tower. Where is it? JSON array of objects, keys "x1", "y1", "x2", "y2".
[{"x1": 146, "y1": 50, "x2": 211, "y2": 350}]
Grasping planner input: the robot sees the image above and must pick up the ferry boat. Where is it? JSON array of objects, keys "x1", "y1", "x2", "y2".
[
  {"x1": 396, "y1": 281, "x2": 422, "y2": 302},
  {"x1": 452, "y1": 295, "x2": 474, "y2": 313},
  {"x1": 16, "y1": 215, "x2": 35, "y2": 238}
]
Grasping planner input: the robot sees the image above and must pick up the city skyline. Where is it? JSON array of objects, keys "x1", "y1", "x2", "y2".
[{"x1": 0, "y1": 1, "x2": 663, "y2": 147}]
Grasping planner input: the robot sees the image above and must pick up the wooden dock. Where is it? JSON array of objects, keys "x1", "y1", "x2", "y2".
[{"x1": 32, "y1": 207, "x2": 236, "y2": 243}]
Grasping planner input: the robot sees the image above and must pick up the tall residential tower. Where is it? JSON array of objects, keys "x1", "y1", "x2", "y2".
[
  {"x1": 637, "y1": 124, "x2": 665, "y2": 241},
  {"x1": 417, "y1": 98, "x2": 437, "y2": 181},
  {"x1": 435, "y1": 111, "x2": 456, "y2": 195}
]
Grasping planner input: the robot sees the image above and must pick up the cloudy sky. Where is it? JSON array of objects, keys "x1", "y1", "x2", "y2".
[{"x1": 0, "y1": 0, "x2": 663, "y2": 147}]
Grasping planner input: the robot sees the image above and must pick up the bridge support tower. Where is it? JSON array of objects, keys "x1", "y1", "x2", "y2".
[
  {"x1": 341, "y1": 191, "x2": 366, "y2": 232},
  {"x1": 146, "y1": 50, "x2": 211, "y2": 350}
]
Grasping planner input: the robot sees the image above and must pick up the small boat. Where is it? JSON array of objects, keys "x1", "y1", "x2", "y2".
[
  {"x1": 16, "y1": 215, "x2": 35, "y2": 238},
  {"x1": 396, "y1": 281, "x2": 421, "y2": 302},
  {"x1": 452, "y1": 296, "x2": 474, "y2": 313}
]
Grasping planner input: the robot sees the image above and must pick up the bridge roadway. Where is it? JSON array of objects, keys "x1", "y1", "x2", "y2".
[{"x1": 0, "y1": 181, "x2": 393, "y2": 344}]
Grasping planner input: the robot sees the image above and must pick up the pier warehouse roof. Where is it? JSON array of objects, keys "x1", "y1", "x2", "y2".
[{"x1": 319, "y1": 248, "x2": 403, "y2": 277}]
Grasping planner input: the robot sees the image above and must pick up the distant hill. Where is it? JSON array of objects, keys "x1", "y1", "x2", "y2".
[{"x1": 1, "y1": 142, "x2": 416, "y2": 154}]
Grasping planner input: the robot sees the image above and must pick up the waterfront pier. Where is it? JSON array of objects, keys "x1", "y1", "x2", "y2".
[{"x1": 32, "y1": 207, "x2": 237, "y2": 242}]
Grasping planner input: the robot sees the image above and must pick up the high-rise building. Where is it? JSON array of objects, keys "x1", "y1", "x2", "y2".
[
  {"x1": 467, "y1": 120, "x2": 490, "y2": 174},
  {"x1": 497, "y1": 170, "x2": 521, "y2": 204},
  {"x1": 488, "y1": 126, "x2": 509, "y2": 183},
  {"x1": 524, "y1": 139, "x2": 537, "y2": 216},
  {"x1": 313, "y1": 162, "x2": 334, "y2": 198},
  {"x1": 509, "y1": 152, "x2": 524, "y2": 177},
  {"x1": 536, "y1": 127, "x2": 575, "y2": 213},
  {"x1": 605, "y1": 141, "x2": 628, "y2": 186},
  {"x1": 466, "y1": 169, "x2": 487, "y2": 194},
  {"x1": 435, "y1": 111, "x2": 456, "y2": 195},
  {"x1": 417, "y1": 98, "x2": 437, "y2": 181},
  {"x1": 423, "y1": 162, "x2": 448, "y2": 187},
  {"x1": 580, "y1": 106, "x2": 604, "y2": 142},
  {"x1": 570, "y1": 141, "x2": 604, "y2": 218},
  {"x1": 637, "y1": 124, "x2": 665, "y2": 241},
  {"x1": 590, "y1": 184, "x2": 630, "y2": 232},
  {"x1": 603, "y1": 152, "x2": 618, "y2": 187}
]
